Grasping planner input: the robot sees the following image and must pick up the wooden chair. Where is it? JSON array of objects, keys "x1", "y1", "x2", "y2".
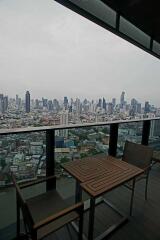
[
  {"x1": 152, "y1": 150, "x2": 160, "y2": 164},
  {"x1": 11, "y1": 174, "x2": 84, "y2": 240},
  {"x1": 122, "y1": 141, "x2": 153, "y2": 216}
]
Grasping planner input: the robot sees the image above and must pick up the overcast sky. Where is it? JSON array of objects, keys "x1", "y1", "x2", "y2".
[{"x1": 0, "y1": 0, "x2": 160, "y2": 106}]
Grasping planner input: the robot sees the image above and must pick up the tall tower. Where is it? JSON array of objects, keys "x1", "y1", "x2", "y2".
[
  {"x1": 0, "y1": 94, "x2": 4, "y2": 113},
  {"x1": 112, "y1": 98, "x2": 116, "y2": 108},
  {"x1": 16, "y1": 95, "x2": 19, "y2": 106},
  {"x1": 102, "y1": 98, "x2": 106, "y2": 110},
  {"x1": 25, "y1": 91, "x2": 30, "y2": 113},
  {"x1": 63, "y1": 96, "x2": 68, "y2": 110},
  {"x1": 120, "y1": 91, "x2": 125, "y2": 108},
  {"x1": 3, "y1": 96, "x2": 8, "y2": 112},
  {"x1": 144, "y1": 101, "x2": 150, "y2": 113},
  {"x1": 59, "y1": 110, "x2": 69, "y2": 138}
]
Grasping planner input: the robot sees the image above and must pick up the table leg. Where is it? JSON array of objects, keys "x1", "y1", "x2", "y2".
[
  {"x1": 88, "y1": 197, "x2": 95, "y2": 240},
  {"x1": 75, "y1": 180, "x2": 82, "y2": 203},
  {"x1": 130, "y1": 178, "x2": 136, "y2": 216},
  {"x1": 16, "y1": 194, "x2": 20, "y2": 238}
]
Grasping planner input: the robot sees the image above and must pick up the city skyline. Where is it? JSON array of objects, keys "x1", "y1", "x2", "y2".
[
  {"x1": 0, "y1": 0, "x2": 160, "y2": 105},
  {"x1": 0, "y1": 90, "x2": 156, "y2": 107}
]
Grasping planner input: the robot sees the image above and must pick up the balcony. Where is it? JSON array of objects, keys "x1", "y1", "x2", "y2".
[{"x1": 0, "y1": 117, "x2": 160, "y2": 239}]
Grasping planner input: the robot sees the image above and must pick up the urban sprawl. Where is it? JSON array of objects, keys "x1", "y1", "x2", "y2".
[{"x1": 0, "y1": 91, "x2": 160, "y2": 187}]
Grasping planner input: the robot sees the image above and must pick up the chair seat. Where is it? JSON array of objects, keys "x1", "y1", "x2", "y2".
[
  {"x1": 26, "y1": 190, "x2": 78, "y2": 239},
  {"x1": 152, "y1": 151, "x2": 160, "y2": 163}
]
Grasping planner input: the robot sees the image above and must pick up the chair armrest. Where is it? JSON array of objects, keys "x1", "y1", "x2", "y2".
[
  {"x1": 20, "y1": 176, "x2": 56, "y2": 189},
  {"x1": 116, "y1": 154, "x2": 123, "y2": 159},
  {"x1": 142, "y1": 165, "x2": 151, "y2": 172},
  {"x1": 33, "y1": 202, "x2": 84, "y2": 230}
]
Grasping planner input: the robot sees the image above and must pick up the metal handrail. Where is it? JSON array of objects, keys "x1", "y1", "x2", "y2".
[{"x1": 0, "y1": 117, "x2": 159, "y2": 135}]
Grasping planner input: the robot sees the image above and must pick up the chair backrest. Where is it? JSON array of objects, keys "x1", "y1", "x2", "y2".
[
  {"x1": 122, "y1": 141, "x2": 153, "y2": 169},
  {"x1": 11, "y1": 173, "x2": 34, "y2": 233}
]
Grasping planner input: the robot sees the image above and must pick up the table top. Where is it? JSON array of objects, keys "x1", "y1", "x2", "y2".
[
  {"x1": 81, "y1": 156, "x2": 144, "y2": 197},
  {"x1": 62, "y1": 155, "x2": 144, "y2": 197},
  {"x1": 62, "y1": 156, "x2": 111, "y2": 182}
]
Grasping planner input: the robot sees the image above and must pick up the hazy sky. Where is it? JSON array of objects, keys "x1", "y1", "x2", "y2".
[{"x1": 0, "y1": 0, "x2": 160, "y2": 106}]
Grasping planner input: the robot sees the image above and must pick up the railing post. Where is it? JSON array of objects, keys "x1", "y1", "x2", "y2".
[
  {"x1": 108, "y1": 123, "x2": 119, "y2": 157},
  {"x1": 46, "y1": 129, "x2": 56, "y2": 191},
  {"x1": 141, "y1": 120, "x2": 151, "y2": 145}
]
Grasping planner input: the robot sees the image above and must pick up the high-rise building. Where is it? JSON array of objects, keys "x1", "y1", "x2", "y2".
[
  {"x1": 59, "y1": 110, "x2": 69, "y2": 138},
  {"x1": 83, "y1": 99, "x2": 89, "y2": 113},
  {"x1": 42, "y1": 98, "x2": 48, "y2": 108},
  {"x1": 16, "y1": 95, "x2": 19, "y2": 106},
  {"x1": 35, "y1": 99, "x2": 39, "y2": 109},
  {"x1": 25, "y1": 91, "x2": 30, "y2": 113},
  {"x1": 130, "y1": 98, "x2": 137, "y2": 115},
  {"x1": 102, "y1": 98, "x2": 106, "y2": 110},
  {"x1": 75, "y1": 98, "x2": 81, "y2": 114},
  {"x1": 48, "y1": 100, "x2": 53, "y2": 111},
  {"x1": 97, "y1": 98, "x2": 102, "y2": 108},
  {"x1": 120, "y1": 91, "x2": 125, "y2": 108},
  {"x1": 53, "y1": 99, "x2": 60, "y2": 112},
  {"x1": 3, "y1": 96, "x2": 8, "y2": 112},
  {"x1": 16, "y1": 94, "x2": 21, "y2": 109},
  {"x1": 108, "y1": 102, "x2": 113, "y2": 114},
  {"x1": 89, "y1": 100, "x2": 96, "y2": 113},
  {"x1": 0, "y1": 94, "x2": 4, "y2": 113},
  {"x1": 144, "y1": 101, "x2": 150, "y2": 113},
  {"x1": 64, "y1": 96, "x2": 68, "y2": 110},
  {"x1": 112, "y1": 98, "x2": 116, "y2": 108},
  {"x1": 150, "y1": 120, "x2": 160, "y2": 137},
  {"x1": 15, "y1": 95, "x2": 21, "y2": 109},
  {"x1": 137, "y1": 103, "x2": 141, "y2": 114}
]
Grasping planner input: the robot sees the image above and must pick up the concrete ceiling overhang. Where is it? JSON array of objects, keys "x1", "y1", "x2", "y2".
[{"x1": 54, "y1": 0, "x2": 160, "y2": 60}]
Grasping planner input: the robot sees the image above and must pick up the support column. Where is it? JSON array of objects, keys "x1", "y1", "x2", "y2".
[
  {"x1": 46, "y1": 129, "x2": 56, "y2": 191},
  {"x1": 108, "y1": 123, "x2": 119, "y2": 157},
  {"x1": 141, "y1": 120, "x2": 151, "y2": 146}
]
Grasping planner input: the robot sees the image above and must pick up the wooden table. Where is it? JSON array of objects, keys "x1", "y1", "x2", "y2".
[
  {"x1": 62, "y1": 156, "x2": 144, "y2": 240},
  {"x1": 63, "y1": 156, "x2": 110, "y2": 202}
]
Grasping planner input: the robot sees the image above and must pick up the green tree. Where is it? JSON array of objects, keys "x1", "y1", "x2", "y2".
[{"x1": 61, "y1": 156, "x2": 69, "y2": 163}]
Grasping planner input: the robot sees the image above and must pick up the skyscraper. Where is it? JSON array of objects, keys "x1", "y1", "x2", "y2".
[
  {"x1": 144, "y1": 101, "x2": 150, "y2": 113},
  {"x1": 48, "y1": 100, "x2": 53, "y2": 111},
  {"x1": 59, "y1": 110, "x2": 69, "y2": 138},
  {"x1": 53, "y1": 99, "x2": 60, "y2": 112},
  {"x1": 0, "y1": 94, "x2": 4, "y2": 113},
  {"x1": 42, "y1": 98, "x2": 48, "y2": 108},
  {"x1": 150, "y1": 120, "x2": 160, "y2": 137},
  {"x1": 120, "y1": 91, "x2": 125, "y2": 108},
  {"x1": 16, "y1": 95, "x2": 19, "y2": 106},
  {"x1": 130, "y1": 98, "x2": 137, "y2": 115},
  {"x1": 97, "y1": 98, "x2": 102, "y2": 108},
  {"x1": 25, "y1": 91, "x2": 30, "y2": 113},
  {"x1": 112, "y1": 98, "x2": 116, "y2": 108},
  {"x1": 137, "y1": 103, "x2": 141, "y2": 114},
  {"x1": 75, "y1": 98, "x2": 81, "y2": 114},
  {"x1": 64, "y1": 96, "x2": 68, "y2": 110},
  {"x1": 3, "y1": 96, "x2": 8, "y2": 112},
  {"x1": 108, "y1": 102, "x2": 113, "y2": 114},
  {"x1": 102, "y1": 97, "x2": 106, "y2": 110}
]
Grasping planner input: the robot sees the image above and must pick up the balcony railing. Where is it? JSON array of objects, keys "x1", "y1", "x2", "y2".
[
  {"x1": 0, "y1": 117, "x2": 159, "y2": 187},
  {"x1": 0, "y1": 117, "x2": 160, "y2": 239}
]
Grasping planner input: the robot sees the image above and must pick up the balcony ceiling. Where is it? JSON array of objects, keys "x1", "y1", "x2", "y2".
[
  {"x1": 55, "y1": 0, "x2": 160, "y2": 59},
  {"x1": 102, "y1": 0, "x2": 160, "y2": 43}
]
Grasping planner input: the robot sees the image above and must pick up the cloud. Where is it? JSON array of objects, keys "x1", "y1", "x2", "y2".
[{"x1": 0, "y1": 0, "x2": 160, "y2": 106}]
